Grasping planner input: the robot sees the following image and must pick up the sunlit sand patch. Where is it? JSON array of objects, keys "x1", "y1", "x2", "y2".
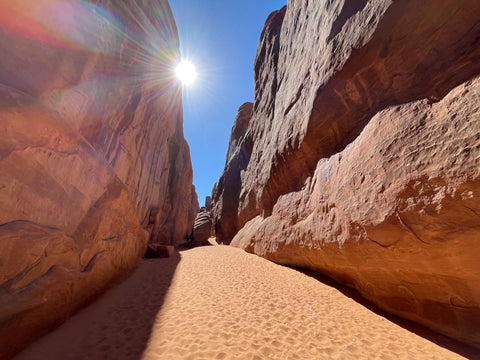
[
  {"x1": 141, "y1": 246, "x2": 471, "y2": 360},
  {"x1": 14, "y1": 245, "x2": 477, "y2": 360}
]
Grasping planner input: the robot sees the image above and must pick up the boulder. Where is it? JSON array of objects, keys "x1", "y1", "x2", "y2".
[
  {"x1": 191, "y1": 208, "x2": 213, "y2": 247},
  {"x1": 0, "y1": 1, "x2": 197, "y2": 357}
]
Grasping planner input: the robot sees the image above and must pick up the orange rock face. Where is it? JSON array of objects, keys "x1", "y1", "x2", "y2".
[
  {"x1": 0, "y1": 1, "x2": 197, "y2": 357},
  {"x1": 213, "y1": 0, "x2": 480, "y2": 347},
  {"x1": 233, "y1": 77, "x2": 480, "y2": 346}
]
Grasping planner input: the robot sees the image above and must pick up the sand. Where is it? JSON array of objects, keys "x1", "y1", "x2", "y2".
[{"x1": 14, "y1": 242, "x2": 478, "y2": 360}]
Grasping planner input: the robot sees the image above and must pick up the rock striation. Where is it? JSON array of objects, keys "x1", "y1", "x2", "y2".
[
  {"x1": 191, "y1": 207, "x2": 213, "y2": 247},
  {"x1": 0, "y1": 1, "x2": 197, "y2": 358},
  {"x1": 213, "y1": 0, "x2": 480, "y2": 347}
]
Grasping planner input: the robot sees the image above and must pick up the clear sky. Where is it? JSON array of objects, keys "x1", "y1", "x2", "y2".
[{"x1": 170, "y1": 0, "x2": 287, "y2": 206}]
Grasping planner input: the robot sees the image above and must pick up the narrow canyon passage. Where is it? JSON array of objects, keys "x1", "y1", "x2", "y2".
[{"x1": 14, "y1": 245, "x2": 478, "y2": 360}]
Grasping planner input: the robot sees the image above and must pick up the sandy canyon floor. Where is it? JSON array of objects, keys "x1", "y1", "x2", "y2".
[{"x1": 14, "y1": 242, "x2": 479, "y2": 360}]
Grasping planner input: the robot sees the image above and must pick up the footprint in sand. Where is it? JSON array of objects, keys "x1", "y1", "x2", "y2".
[{"x1": 14, "y1": 246, "x2": 478, "y2": 360}]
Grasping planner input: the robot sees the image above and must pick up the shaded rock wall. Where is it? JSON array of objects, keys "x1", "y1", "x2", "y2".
[
  {"x1": 212, "y1": 102, "x2": 253, "y2": 243},
  {"x1": 191, "y1": 207, "x2": 212, "y2": 247},
  {"x1": 213, "y1": 0, "x2": 480, "y2": 347},
  {"x1": 0, "y1": 1, "x2": 197, "y2": 358}
]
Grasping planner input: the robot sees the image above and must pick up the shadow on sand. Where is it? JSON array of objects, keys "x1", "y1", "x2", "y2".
[
  {"x1": 14, "y1": 252, "x2": 181, "y2": 360},
  {"x1": 295, "y1": 267, "x2": 480, "y2": 359}
]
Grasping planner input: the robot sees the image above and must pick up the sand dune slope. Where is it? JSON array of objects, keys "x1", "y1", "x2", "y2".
[{"x1": 15, "y1": 245, "x2": 477, "y2": 360}]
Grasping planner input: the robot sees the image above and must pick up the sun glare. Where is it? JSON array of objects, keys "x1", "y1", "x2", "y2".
[{"x1": 176, "y1": 60, "x2": 196, "y2": 86}]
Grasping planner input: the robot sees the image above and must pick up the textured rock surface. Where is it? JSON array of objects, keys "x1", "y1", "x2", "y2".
[
  {"x1": 191, "y1": 208, "x2": 212, "y2": 247},
  {"x1": 205, "y1": 196, "x2": 212, "y2": 211},
  {"x1": 213, "y1": 0, "x2": 480, "y2": 245},
  {"x1": 0, "y1": 0, "x2": 198, "y2": 246},
  {"x1": 232, "y1": 77, "x2": 480, "y2": 346},
  {"x1": 0, "y1": 1, "x2": 197, "y2": 358},
  {"x1": 212, "y1": 102, "x2": 253, "y2": 243},
  {"x1": 214, "y1": 0, "x2": 480, "y2": 347}
]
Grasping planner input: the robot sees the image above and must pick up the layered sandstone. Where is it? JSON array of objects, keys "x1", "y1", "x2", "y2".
[
  {"x1": 213, "y1": 0, "x2": 480, "y2": 347},
  {"x1": 191, "y1": 208, "x2": 212, "y2": 247},
  {"x1": 0, "y1": 1, "x2": 196, "y2": 358}
]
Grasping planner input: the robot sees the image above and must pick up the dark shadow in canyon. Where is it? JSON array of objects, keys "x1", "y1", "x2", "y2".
[
  {"x1": 294, "y1": 267, "x2": 480, "y2": 359},
  {"x1": 13, "y1": 252, "x2": 181, "y2": 360},
  {"x1": 328, "y1": 0, "x2": 369, "y2": 40}
]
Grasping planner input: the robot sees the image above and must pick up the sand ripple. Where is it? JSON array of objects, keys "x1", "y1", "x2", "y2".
[
  {"x1": 15, "y1": 244, "x2": 476, "y2": 360},
  {"x1": 142, "y1": 246, "x2": 471, "y2": 360}
]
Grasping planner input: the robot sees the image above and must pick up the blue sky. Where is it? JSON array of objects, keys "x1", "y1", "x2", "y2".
[{"x1": 170, "y1": 0, "x2": 286, "y2": 206}]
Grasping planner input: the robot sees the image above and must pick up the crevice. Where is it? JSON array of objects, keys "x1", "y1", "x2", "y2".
[
  {"x1": 0, "y1": 220, "x2": 65, "y2": 234},
  {"x1": 81, "y1": 250, "x2": 108, "y2": 273},
  {"x1": 396, "y1": 213, "x2": 430, "y2": 245},
  {"x1": 365, "y1": 236, "x2": 401, "y2": 248},
  {"x1": 328, "y1": 0, "x2": 369, "y2": 41},
  {"x1": 0, "y1": 258, "x2": 43, "y2": 293},
  {"x1": 102, "y1": 236, "x2": 120, "y2": 242},
  {"x1": 362, "y1": 225, "x2": 401, "y2": 248},
  {"x1": 463, "y1": 205, "x2": 480, "y2": 219},
  {"x1": 284, "y1": 84, "x2": 304, "y2": 116}
]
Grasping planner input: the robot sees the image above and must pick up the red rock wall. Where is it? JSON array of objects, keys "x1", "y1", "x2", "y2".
[
  {"x1": 0, "y1": 1, "x2": 197, "y2": 357},
  {"x1": 213, "y1": 0, "x2": 480, "y2": 347},
  {"x1": 212, "y1": 102, "x2": 253, "y2": 243}
]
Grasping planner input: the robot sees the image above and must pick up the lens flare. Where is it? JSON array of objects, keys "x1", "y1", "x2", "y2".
[
  {"x1": 0, "y1": 0, "x2": 186, "y2": 124},
  {"x1": 175, "y1": 60, "x2": 196, "y2": 86}
]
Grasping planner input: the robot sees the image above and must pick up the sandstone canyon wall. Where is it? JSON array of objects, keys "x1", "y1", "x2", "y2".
[
  {"x1": 0, "y1": 1, "x2": 197, "y2": 358},
  {"x1": 212, "y1": 0, "x2": 480, "y2": 347},
  {"x1": 212, "y1": 102, "x2": 253, "y2": 243},
  {"x1": 191, "y1": 207, "x2": 212, "y2": 247}
]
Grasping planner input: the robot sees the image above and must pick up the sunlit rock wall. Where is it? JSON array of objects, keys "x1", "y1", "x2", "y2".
[
  {"x1": 0, "y1": 1, "x2": 197, "y2": 358},
  {"x1": 213, "y1": 0, "x2": 480, "y2": 347}
]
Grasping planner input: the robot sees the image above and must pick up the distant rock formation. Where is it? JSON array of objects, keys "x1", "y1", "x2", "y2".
[
  {"x1": 0, "y1": 0, "x2": 197, "y2": 357},
  {"x1": 205, "y1": 196, "x2": 212, "y2": 211},
  {"x1": 212, "y1": 102, "x2": 253, "y2": 243},
  {"x1": 212, "y1": 0, "x2": 480, "y2": 347},
  {"x1": 191, "y1": 207, "x2": 213, "y2": 247}
]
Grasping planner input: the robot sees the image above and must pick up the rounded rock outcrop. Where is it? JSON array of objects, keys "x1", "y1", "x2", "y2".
[{"x1": 191, "y1": 208, "x2": 213, "y2": 247}]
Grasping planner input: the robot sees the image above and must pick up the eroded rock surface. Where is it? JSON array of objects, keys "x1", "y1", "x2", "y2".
[
  {"x1": 191, "y1": 208, "x2": 213, "y2": 247},
  {"x1": 213, "y1": 0, "x2": 480, "y2": 245},
  {"x1": 212, "y1": 102, "x2": 253, "y2": 243},
  {"x1": 213, "y1": 0, "x2": 480, "y2": 347},
  {"x1": 0, "y1": 1, "x2": 197, "y2": 358},
  {"x1": 232, "y1": 77, "x2": 480, "y2": 346}
]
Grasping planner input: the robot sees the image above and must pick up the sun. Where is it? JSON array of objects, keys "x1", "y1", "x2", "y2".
[{"x1": 175, "y1": 60, "x2": 196, "y2": 86}]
